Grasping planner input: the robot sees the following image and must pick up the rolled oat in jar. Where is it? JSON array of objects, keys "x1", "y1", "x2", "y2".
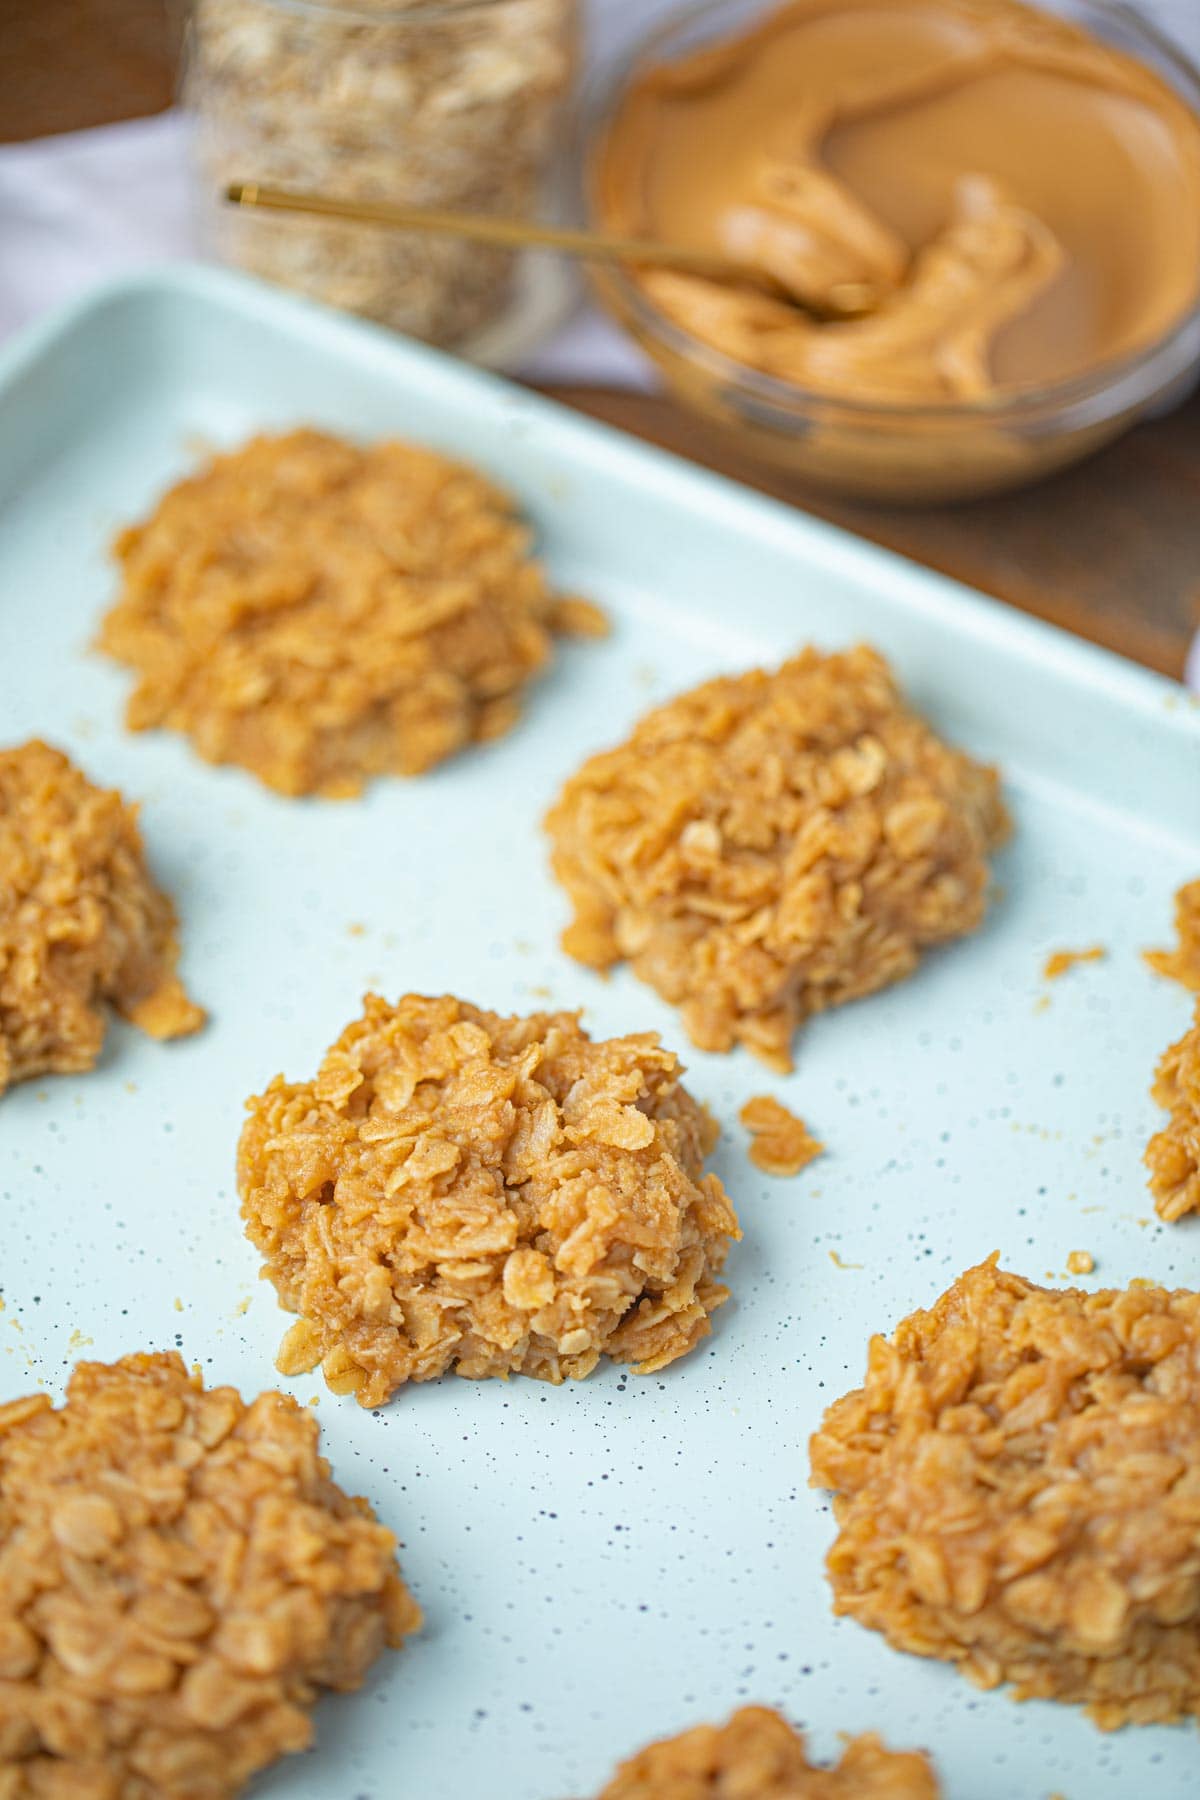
[{"x1": 184, "y1": 0, "x2": 578, "y2": 352}]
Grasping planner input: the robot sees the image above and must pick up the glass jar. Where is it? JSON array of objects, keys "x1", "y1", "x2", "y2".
[{"x1": 183, "y1": 0, "x2": 579, "y2": 363}]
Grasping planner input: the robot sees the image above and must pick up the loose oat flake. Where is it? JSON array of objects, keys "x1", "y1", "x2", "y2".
[
  {"x1": 1144, "y1": 878, "x2": 1200, "y2": 991},
  {"x1": 0, "y1": 1353, "x2": 420, "y2": 1799},
  {"x1": 739, "y1": 1094, "x2": 824, "y2": 1177},
  {"x1": 238, "y1": 994, "x2": 740, "y2": 1407},
  {"x1": 0, "y1": 740, "x2": 204, "y2": 1096},
  {"x1": 1042, "y1": 946, "x2": 1105, "y2": 980},
  {"x1": 810, "y1": 1257, "x2": 1200, "y2": 1727},
  {"x1": 546, "y1": 645, "x2": 1008, "y2": 1071},
  {"x1": 99, "y1": 430, "x2": 599, "y2": 798},
  {"x1": 593, "y1": 1705, "x2": 941, "y2": 1799},
  {"x1": 1146, "y1": 1000, "x2": 1200, "y2": 1221}
]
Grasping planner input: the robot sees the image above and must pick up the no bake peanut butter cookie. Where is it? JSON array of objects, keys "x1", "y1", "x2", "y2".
[
  {"x1": 0, "y1": 1353, "x2": 420, "y2": 1800},
  {"x1": 0, "y1": 740, "x2": 203, "y2": 1095},
  {"x1": 546, "y1": 645, "x2": 1007, "y2": 1071},
  {"x1": 810, "y1": 1258, "x2": 1200, "y2": 1727},
  {"x1": 1146, "y1": 1001, "x2": 1200, "y2": 1222},
  {"x1": 593, "y1": 1705, "x2": 940, "y2": 1799},
  {"x1": 100, "y1": 429, "x2": 602, "y2": 798},
  {"x1": 239, "y1": 994, "x2": 739, "y2": 1407}
]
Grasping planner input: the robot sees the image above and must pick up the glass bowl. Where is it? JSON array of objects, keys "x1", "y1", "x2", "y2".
[{"x1": 582, "y1": 0, "x2": 1200, "y2": 504}]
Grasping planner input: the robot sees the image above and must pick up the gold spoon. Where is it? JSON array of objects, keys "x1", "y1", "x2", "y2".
[{"x1": 223, "y1": 182, "x2": 876, "y2": 322}]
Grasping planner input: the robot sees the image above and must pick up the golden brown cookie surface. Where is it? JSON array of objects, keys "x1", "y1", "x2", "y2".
[
  {"x1": 0, "y1": 739, "x2": 204, "y2": 1095},
  {"x1": 594, "y1": 1705, "x2": 940, "y2": 1798},
  {"x1": 0, "y1": 1352, "x2": 420, "y2": 1800},
  {"x1": 546, "y1": 646, "x2": 1007, "y2": 1071},
  {"x1": 810, "y1": 1258, "x2": 1200, "y2": 1727},
  {"x1": 100, "y1": 430, "x2": 594, "y2": 797},
  {"x1": 739, "y1": 1095, "x2": 824, "y2": 1177},
  {"x1": 239, "y1": 993, "x2": 739, "y2": 1406}
]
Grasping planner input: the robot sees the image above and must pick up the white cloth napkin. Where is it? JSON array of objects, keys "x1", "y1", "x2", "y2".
[
  {"x1": 0, "y1": 109, "x2": 654, "y2": 389},
  {"x1": 0, "y1": 113, "x2": 193, "y2": 343}
]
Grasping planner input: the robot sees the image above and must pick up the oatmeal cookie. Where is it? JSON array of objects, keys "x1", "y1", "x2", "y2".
[
  {"x1": 99, "y1": 430, "x2": 597, "y2": 798},
  {"x1": 0, "y1": 740, "x2": 204, "y2": 1096},
  {"x1": 1144, "y1": 879, "x2": 1200, "y2": 992},
  {"x1": 810, "y1": 1257, "x2": 1200, "y2": 1727},
  {"x1": 1146, "y1": 1001, "x2": 1200, "y2": 1221},
  {"x1": 0, "y1": 1352, "x2": 420, "y2": 1800},
  {"x1": 739, "y1": 1095, "x2": 823, "y2": 1177},
  {"x1": 238, "y1": 994, "x2": 739, "y2": 1407},
  {"x1": 593, "y1": 1705, "x2": 940, "y2": 1798},
  {"x1": 545, "y1": 645, "x2": 1007, "y2": 1071}
]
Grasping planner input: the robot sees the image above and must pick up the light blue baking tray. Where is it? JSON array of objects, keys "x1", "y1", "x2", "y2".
[{"x1": 1, "y1": 266, "x2": 1198, "y2": 1800}]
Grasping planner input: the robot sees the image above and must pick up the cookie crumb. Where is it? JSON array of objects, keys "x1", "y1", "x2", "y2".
[
  {"x1": 1065, "y1": 1249, "x2": 1094, "y2": 1275},
  {"x1": 1144, "y1": 879, "x2": 1200, "y2": 991},
  {"x1": 740, "y1": 1095, "x2": 824, "y2": 1176},
  {"x1": 548, "y1": 595, "x2": 610, "y2": 639},
  {"x1": 1043, "y1": 946, "x2": 1105, "y2": 980},
  {"x1": 547, "y1": 645, "x2": 1008, "y2": 1071}
]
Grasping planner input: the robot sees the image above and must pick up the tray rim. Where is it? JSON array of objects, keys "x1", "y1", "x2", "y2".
[{"x1": 0, "y1": 258, "x2": 1195, "y2": 754}]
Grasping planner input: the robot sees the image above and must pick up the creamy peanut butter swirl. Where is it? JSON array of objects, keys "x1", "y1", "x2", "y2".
[{"x1": 597, "y1": 0, "x2": 1200, "y2": 402}]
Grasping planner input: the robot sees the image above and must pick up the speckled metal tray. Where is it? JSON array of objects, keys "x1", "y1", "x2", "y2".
[{"x1": 2, "y1": 266, "x2": 1199, "y2": 1800}]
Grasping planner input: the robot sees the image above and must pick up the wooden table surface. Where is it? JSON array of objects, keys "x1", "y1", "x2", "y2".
[{"x1": 8, "y1": 0, "x2": 1199, "y2": 680}]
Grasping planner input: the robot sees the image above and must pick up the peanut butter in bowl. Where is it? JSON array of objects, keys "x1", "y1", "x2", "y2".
[{"x1": 589, "y1": 0, "x2": 1200, "y2": 501}]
